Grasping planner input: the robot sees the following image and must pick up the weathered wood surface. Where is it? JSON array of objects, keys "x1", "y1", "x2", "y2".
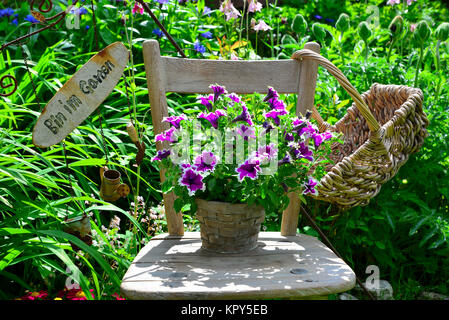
[
  {"x1": 280, "y1": 42, "x2": 321, "y2": 236},
  {"x1": 32, "y1": 42, "x2": 129, "y2": 148},
  {"x1": 161, "y1": 57, "x2": 302, "y2": 94},
  {"x1": 142, "y1": 40, "x2": 184, "y2": 236},
  {"x1": 120, "y1": 232, "x2": 355, "y2": 300}
]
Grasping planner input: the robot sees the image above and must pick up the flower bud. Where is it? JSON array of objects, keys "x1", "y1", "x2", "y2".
[
  {"x1": 312, "y1": 23, "x2": 326, "y2": 43},
  {"x1": 357, "y1": 21, "x2": 372, "y2": 42},
  {"x1": 126, "y1": 122, "x2": 139, "y2": 143},
  {"x1": 389, "y1": 15, "x2": 404, "y2": 37},
  {"x1": 291, "y1": 14, "x2": 307, "y2": 35},
  {"x1": 336, "y1": 13, "x2": 350, "y2": 33},
  {"x1": 281, "y1": 34, "x2": 296, "y2": 45},
  {"x1": 435, "y1": 22, "x2": 449, "y2": 42},
  {"x1": 413, "y1": 20, "x2": 431, "y2": 45}
]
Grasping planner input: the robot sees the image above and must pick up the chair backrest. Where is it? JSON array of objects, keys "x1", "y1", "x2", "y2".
[{"x1": 143, "y1": 39, "x2": 320, "y2": 236}]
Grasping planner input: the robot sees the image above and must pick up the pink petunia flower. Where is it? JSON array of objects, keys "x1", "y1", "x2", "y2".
[
  {"x1": 155, "y1": 127, "x2": 178, "y2": 143},
  {"x1": 162, "y1": 115, "x2": 186, "y2": 129},
  {"x1": 198, "y1": 109, "x2": 227, "y2": 129}
]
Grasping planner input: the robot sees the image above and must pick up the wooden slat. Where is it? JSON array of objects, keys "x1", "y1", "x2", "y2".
[
  {"x1": 120, "y1": 232, "x2": 355, "y2": 300},
  {"x1": 142, "y1": 40, "x2": 184, "y2": 236},
  {"x1": 281, "y1": 42, "x2": 321, "y2": 236},
  {"x1": 161, "y1": 57, "x2": 301, "y2": 94}
]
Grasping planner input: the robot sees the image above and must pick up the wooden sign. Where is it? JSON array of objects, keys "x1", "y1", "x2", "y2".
[{"x1": 32, "y1": 42, "x2": 129, "y2": 148}]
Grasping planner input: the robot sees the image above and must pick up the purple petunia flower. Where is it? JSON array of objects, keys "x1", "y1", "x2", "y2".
[
  {"x1": 236, "y1": 158, "x2": 261, "y2": 181},
  {"x1": 235, "y1": 125, "x2": 256, "y2": 141},
  {"x1": 162, "y1": 115, "x2": 186, "y2": 129},
  {"x1": 278, "y1": 153, "x2": 292, "y2": 166},
  {"x1": 209, "y1": 84, "x2": 228, "y2": 102},
  {"x1": 312, "y1": 131, "x2": 333, "y2": 147},
  {"x1": 152, "y1": 149, "x2": 171, "y2": 161},
  {"x1": 290, "y1": 142, "x2": 314, "y2": 161},
  {"x1": 198, "y1": 109, "x2": 227, "y2": 129},
  {"x1": 178, "y1": 168, "x2": 205, "y2": 196},
  {"x1": 180, "y1": 163, "x2": 192, "y2": 170},
  {"x1": 232, "y1": 105, "x2": 253, "y2": 126},
  {"x1": 155, "y1": 127, "x2": 177, "y2": 143},
  {"x1": 262, "y1": 121, "x2": 274, "y2": 134},
  {"x1": 264, "y1": 108, "x2": 287, "y2": 126},
  {"x1": 194, "y1": 151, "x2": 217, "y2": 173},
  {"x1": 227, "y1": 93, "x2": 241, "y2": 104},
  {"x1": 194, "y1": 40, "x2": 206, "y2": 54},
  {"x1": 303, "y1": 177, "x2": 318, "y2": 195},
  {"x1": 197, "y1": 94, "x2": 214, "y2": 111},
  {"x1": 264, "y1": 87, "x2": 279, "y2": 102},
  {"x1": 284, "y1": 131, "x2": 294, "y2": 142},
  {"x1": 293, "y1": 118, "x2": 317, "y2": 138},
  {"x1": 257, "y1": 143, "x2": 278, "y2": 160},
  {"x1": 267, "y1": 97, "x2": 286, "y2": 111}
]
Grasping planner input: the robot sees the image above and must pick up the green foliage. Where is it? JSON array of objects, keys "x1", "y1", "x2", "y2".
[{"x1": 0, "y1": 0, "x2": 448, "y2": 300}]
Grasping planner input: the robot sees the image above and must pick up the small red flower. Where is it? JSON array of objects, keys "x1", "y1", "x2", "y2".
[
  {"x1": 18, "y1": 290, "x2": 48, "y2": 300},
  {"x1": 112, "y1": 293, "x2": 126, "y2": 300}
]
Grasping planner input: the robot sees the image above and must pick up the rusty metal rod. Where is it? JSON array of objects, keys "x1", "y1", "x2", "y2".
[
  {"x1": 299, "y1": 206, "x2": 377, "y2": 300},
  {"x1": 1, "y1": 0, "x2": 79, "y2": 52},
  {"x1": 135, "y1": 0, "x2": 186, "y2": 58}
]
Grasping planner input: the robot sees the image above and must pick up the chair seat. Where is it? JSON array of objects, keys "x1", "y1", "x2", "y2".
[{"x1": 120, "y1": 232, "x2": 356, "y2": 300}]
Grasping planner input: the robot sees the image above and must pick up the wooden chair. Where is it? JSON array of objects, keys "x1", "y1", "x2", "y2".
[{"x1": 120, "y1": 40, "x2": 356, "y2": 300}]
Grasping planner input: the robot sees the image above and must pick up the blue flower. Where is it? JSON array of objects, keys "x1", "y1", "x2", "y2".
[
  {"x1": 78, "y1": 7, "x2": 88, "y2": 15},
  {"x1": 199, "y1": 30, "x2": 213, "y2": 39},
  {"x1": 25, "y1": 14, "x2": 39, "y2": 24},
  {"x1": 155, "y1": 0, "x2": 170, "y2": 4},
  {"x1": 203, "y1": 6, "x2": 212, "y2": 16},
  {"x1": 194, "y1": 40, "x2": 206, "y2": 54},
  {"x1": 314, "y1": 15, "x2": 323, "y2": 20},
  {"x1": 152, "y1": 28, "x2": 164, "y2": 37},
  {"x1": 11, "y1": 18, "x2": 18, "y2": 25},
  {"x1": 0, "y1": 8, "x2": 15, "y2": 18},
  {"x1": 86, "y1": 25, "x2": 90, "y2": 30}
]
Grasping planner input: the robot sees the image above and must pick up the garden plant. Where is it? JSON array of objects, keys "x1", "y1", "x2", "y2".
[{"x1": 0, "y1": 0, "x2": 448, "y2": 300}]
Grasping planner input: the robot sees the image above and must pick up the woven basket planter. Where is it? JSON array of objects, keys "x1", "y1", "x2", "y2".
[
  {"x1": 292, "y1": 50, "x2": 429, "y2": 209},
  {"x1": 195, "y1": 199, "x2": 265, "y2": 254}
]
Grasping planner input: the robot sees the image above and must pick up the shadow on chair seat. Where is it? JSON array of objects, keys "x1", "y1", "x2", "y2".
[{"x1": 120, "y1": 232, "x2": 355, "y2": 300}]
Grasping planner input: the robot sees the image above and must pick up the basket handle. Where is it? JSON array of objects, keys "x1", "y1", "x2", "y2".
[{"x1": 292, "y1": 49, "x2": 381, "y2": 133}]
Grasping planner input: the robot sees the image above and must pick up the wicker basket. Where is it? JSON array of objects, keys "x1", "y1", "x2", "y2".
[
  {"x1": 195, "y1": 199, "x2": 265, "y2": 253},
  {"x1": 292, "y1": 50, "x2": 429, "y2": 209}
]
